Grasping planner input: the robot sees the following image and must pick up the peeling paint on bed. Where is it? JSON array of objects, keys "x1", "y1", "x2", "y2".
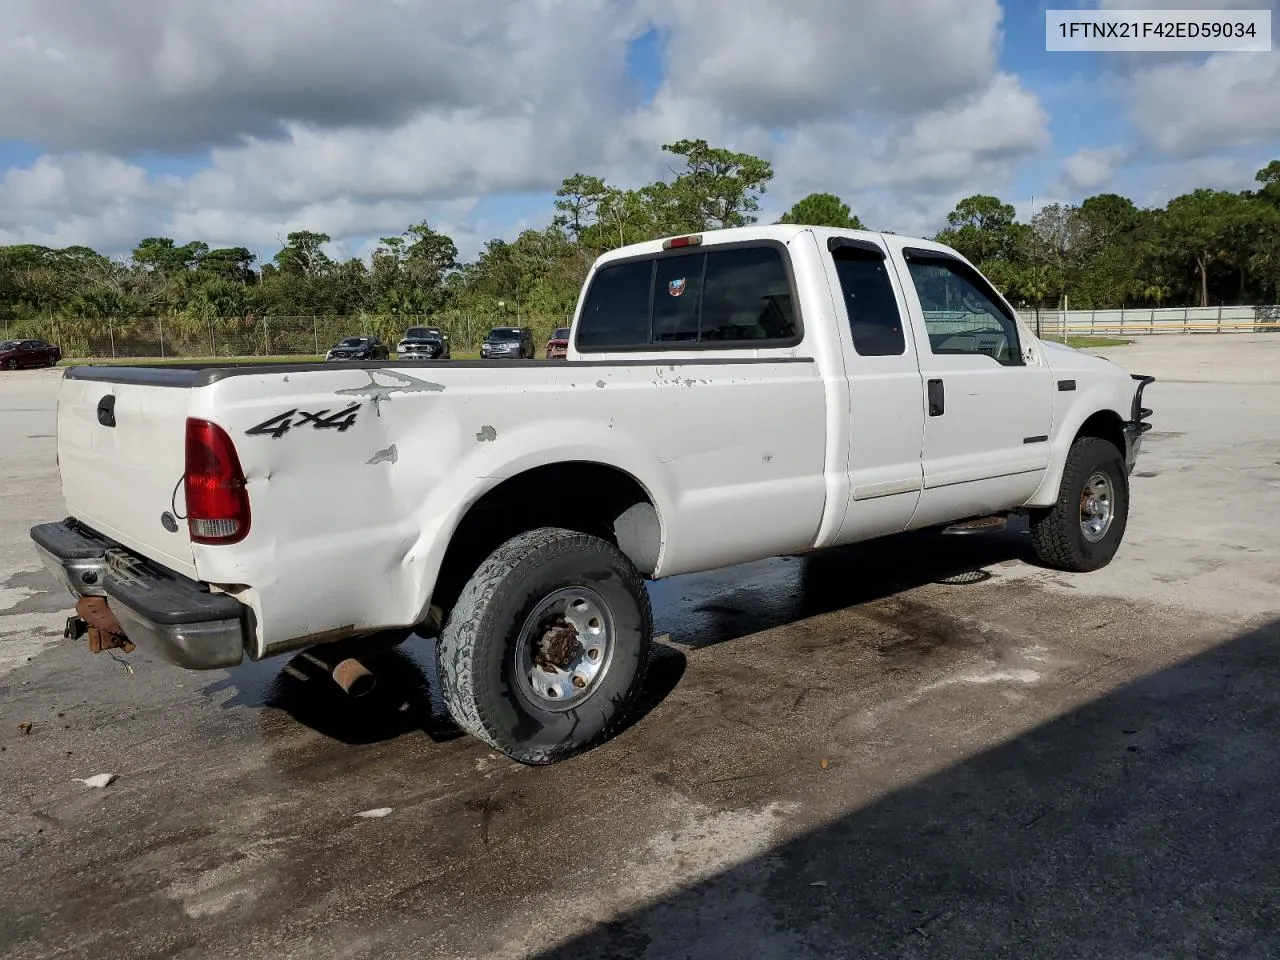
[{"x1": 337, "y1": 370, "x2": 445, "y2": 416}]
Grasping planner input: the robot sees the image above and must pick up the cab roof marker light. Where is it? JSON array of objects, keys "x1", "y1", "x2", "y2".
[{"x1": 662, "y1": 235, "x2": 703, "y2": 250}]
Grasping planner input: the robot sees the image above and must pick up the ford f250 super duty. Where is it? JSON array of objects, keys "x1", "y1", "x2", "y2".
[{"x1": 31, "y1": 225, "x2": 1154, "y2": 764}]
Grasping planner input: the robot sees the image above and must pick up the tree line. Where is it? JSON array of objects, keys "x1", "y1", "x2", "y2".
[{"x1": 2, "y1": 139, "x2": 1278, "y2": 347}]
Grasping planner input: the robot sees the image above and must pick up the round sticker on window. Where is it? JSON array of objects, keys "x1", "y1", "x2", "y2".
[{"x1": 668, "y1": 277, "x2": 687, "y2": 297}]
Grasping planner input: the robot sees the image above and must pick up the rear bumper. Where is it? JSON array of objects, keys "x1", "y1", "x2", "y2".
[{"x1": 29, "y1": 519, "x2": 249, "y2": 669}]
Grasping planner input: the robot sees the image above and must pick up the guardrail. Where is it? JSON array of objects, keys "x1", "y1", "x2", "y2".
[{"x1": 1018, "y1": 305, "x2": 1280, "y2": 337}]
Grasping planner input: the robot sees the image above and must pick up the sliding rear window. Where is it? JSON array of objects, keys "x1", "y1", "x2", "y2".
[{"x1": 575, "y1": 242, "x2": 802, "y2": 351}]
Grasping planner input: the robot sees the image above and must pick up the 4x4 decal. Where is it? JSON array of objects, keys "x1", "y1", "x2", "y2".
[{"x1": 245, "y1": 402, "x2": 361, "y2": 439}]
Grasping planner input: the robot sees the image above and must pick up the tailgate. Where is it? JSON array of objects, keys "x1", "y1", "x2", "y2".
[{"x1": 57, "y1": 369, "x2": 197, "y2": 578}]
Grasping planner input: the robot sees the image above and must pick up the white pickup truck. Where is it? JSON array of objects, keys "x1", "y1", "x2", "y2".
[{"x1": 31, "y1": 225, "x2": 1154, "y2": 764}]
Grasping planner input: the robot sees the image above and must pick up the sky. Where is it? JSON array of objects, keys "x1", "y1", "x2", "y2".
[{"x1": 0, "y1": 0, "x2": 1277, "y2": 265}]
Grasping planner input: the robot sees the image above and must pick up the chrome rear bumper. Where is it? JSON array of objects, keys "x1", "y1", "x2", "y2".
[{"x1": 29, "y1": 519, "x2": 248, "y2": 670}]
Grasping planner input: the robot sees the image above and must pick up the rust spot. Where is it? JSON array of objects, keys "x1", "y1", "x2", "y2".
[
  {"x1": 476, "y1": 425, "x2": 497, "y2": 442},
  {"x1": 76, "y1": 597, "x2": 135, "y2": 654},
  {"x1": 596, "y1": 380, "x2": 607, "y2": 389},
  {"x1": 535, "y1": 619, "x2": 581, "y2": 672}
]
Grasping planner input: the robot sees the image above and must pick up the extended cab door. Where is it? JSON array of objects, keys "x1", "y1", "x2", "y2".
[
  {"x1": 887, "y1": 243, "x2": 1054, "y2": 528},
  {"x1": 821, "y1": 236, "x2": 926, "y2": 544}
]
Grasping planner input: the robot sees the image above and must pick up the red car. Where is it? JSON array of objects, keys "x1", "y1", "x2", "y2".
[
  {"x1": 0, "y1": 338, "x2": 62, "y2": 370},
  {"x1": 545, "y1": 326, "x2": 570, "y2": 360}
]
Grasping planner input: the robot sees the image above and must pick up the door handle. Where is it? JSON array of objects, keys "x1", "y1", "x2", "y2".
[
  {"x1": 927, "y1": 379, "x2": 944, "y2": 417},
  {"x1": 97, "y1": 394, "x2": 116, "y2": 427}
]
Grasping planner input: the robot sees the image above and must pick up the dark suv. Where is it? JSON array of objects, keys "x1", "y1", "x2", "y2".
[
  {"x1": 480, "y1": 326, "x2": 535, "y2": 359},
  {"x1": 396, "y1": 326, "x2": 451, "y2": 360},
  {"x1": 324, "y1": 335, "x2": 389, "y2": 362}
]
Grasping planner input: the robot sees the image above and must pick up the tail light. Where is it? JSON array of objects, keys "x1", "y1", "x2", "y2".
[{"x1": 184, "y1": 418, "x2": 251, "y2": 544}]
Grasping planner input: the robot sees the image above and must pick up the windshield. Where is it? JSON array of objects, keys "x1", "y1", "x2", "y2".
[
  {"x1": 404, "y1": 327, "x2": 441, "y2": 339},
  {"x1": 0, "y1": 341, "x2": 17, "y2": 351},
  {"x1": 488, "y1": 329, "x2": 521, "y2": 341},
  {"x1": 338, "y1": 337, "x2": 370, "y2": 347},
  {"x1": 552, "y1": 328, "x2": 570, "y2": 340}
]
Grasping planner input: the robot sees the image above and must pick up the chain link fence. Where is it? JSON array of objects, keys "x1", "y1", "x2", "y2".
[
  {"x1": 5, "y1": 302, "x2": 1279, "y2": 361},
  {"x1": 0, "y1": 311, "x2": 570, "y2": 360}
]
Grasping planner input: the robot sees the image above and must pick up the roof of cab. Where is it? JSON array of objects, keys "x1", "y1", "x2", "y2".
[{"x1": 590, "y1": 224, "x2": 943, "y2": 270}]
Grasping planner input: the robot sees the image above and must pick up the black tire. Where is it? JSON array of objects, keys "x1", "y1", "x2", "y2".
[
  {"x1": 3, "y1": 359, "x2": 16, "y2": 371},
  {"x1": 1029, "y1": 436, "x2": 1129, "y2": 572},
  {"x1": 437, "y1": 527, "x2": 653, "y2": 765}
]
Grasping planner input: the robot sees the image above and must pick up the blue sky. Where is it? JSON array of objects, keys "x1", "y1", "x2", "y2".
[{"x1": 0, "y1": 0, "x2": 1276, "y2": 262}]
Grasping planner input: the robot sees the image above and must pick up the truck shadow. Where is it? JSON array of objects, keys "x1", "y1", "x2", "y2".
[
  {"x1": 653, "y1": 522, "x2": 1034, "y2": 652},
  {"x1": 207, "y1": 525, "x2": 1030, "y2": 748},
  {"x1": 535, "y1": 616, "x2": 1280, "y2": 959},
  {"x1": 207, "y1": 633, "x2": 689, "y2": 749}
]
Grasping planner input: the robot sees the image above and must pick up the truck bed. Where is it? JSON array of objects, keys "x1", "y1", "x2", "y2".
[{"x1": 56, "y1": 354, "x2": 835, "y2": 658}]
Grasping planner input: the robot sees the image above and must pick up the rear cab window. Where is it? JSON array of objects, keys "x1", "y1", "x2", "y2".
[
  {"x1": 575, "y1": 242, "x2": 801, "y2": 351},
  {"x1": 827, "y1": 239, "x2": 906, "y2": 357}
]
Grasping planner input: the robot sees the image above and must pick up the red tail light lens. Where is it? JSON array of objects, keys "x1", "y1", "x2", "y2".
[{"x1": 184, "y1": 418, "x2": 251, "y2": 545}]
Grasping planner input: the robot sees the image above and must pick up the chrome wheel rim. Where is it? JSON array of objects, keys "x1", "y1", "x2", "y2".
[
  {"x1": 1079, "y1": 470, "x2": 1115, "y2": 543},
  {"x1": 514, "y1": 586, "x2": 614, "y2": 712}
]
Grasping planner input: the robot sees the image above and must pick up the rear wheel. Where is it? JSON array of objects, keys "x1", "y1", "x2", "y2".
[
  {"x1": 1029, "y1": 436, "x2": 1129, "y2": 572},
  {"x1": 437, "y1": 527, "x2": 653, "y2": 765}
]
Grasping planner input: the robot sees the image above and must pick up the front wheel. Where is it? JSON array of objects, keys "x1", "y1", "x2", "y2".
[
  {"x1": 3, "y1": 359, "x2": 16, "y2": 371},
  {"x1": 437, "y1": 527, "x2": 653, "y2": 765},
  {"x1": 1028, "y1": 436, "x2": 1129, "y2": 572}
]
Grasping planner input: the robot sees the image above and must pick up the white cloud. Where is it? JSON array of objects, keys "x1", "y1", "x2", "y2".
[
  {"x1": 621, "y1": 0, "x2": 1049, "y2": 238},
  {"x1": 1125, "y1": 51, "x2": 1280, "y2": 156},
  {"x1": 0, "y1": 0, "x2": 1166, "y2": 255},
  {"x1": 1060, "y1": 147, "x2": 1126, "y2": 192},
  {"x1": 760, "y1": 71, "x2": 1048, "y2": 235},
  {"x1": 0, "y1": 0, "x2": 647, "y2": 153},
  {"x1": 645, "y1": 0, "x2": 1004, "y2": 123}
]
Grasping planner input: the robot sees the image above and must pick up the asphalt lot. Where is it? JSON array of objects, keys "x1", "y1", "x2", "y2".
[{"x1": 2, "y1": 336, "x2": 1279, "y2": 959}]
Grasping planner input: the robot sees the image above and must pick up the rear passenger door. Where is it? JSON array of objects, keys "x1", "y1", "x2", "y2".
[{"x1": 821, "y1": 237, "x2": 927, "y2": 544}]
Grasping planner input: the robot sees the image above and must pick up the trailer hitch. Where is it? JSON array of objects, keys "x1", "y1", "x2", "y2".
[{"x1": 67, "y1": 597, "x2": 136, "y2": 654}]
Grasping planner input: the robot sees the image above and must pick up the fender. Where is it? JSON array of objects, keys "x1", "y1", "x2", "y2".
[
  {"x1": 400, "y1": 417, "x2": 676, "y2": 626},
  {"x1": 1025, "y1": 381, "x2": 1130, "y2": 508}
]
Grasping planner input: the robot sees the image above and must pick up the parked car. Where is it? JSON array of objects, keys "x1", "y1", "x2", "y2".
[
  {"x1": 396, "y1": 326, "x2": 451, "y2": 360},
  {"x1": 480, "y1": 326, "x2": 535, "y2": 359},
  {"x1": 545, "y1": 326, "x2": 570, "y2": 360},
  {"x1": 324, "y1": 335, "x2": 389, "y2": 362},
  {"x1": 33, "y1": 225, "x2": 1154, "y2": 768},
  {"x1": 1, "y1": 338, "x2": 61, "y2": 370}
]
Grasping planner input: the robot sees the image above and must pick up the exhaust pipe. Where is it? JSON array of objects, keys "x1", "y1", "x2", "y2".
[
  {"x1": 297, "y1": 651, "x2": 378, "y2": 697},
  {"x1": 331, "y1": 657, "x2": 376, "y2": 697}
]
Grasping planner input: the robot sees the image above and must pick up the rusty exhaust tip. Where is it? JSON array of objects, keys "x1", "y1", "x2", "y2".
[{"x1": 332, "y1": 657, "x2": 376, "y2": 697}]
